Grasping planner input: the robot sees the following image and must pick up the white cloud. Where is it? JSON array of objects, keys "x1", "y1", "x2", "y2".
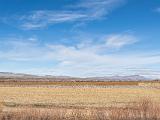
[
  {"x1": 105, "y1": 34, "x2": 137, "y2": 49},
  {"x1": 20, "y1": 11, "x2": 88, "y2": 30},
  {"x1": 0, "y1": 37, "x2": 50, "y2": 61},
  {"x1": 156, "y1": 7, "x2": 160, "y2": 12},
  {"x1": 73, "y1": 33, "x2": 137, "y2": 52},
  {"x1": 0, "y1": 34, "x2": 160, "y2": 78},
  {"x1": 70, "y1": 0, "x2": 125, "y2": 19},
  {"x1": 12, "y1": 0, "x2": 126, "y2": 30}
]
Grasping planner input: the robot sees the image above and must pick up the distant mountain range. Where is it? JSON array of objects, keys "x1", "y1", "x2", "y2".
[
  {"x1": 86, "y1": 75, "x2": 148, "y2": 81},
  {"x1": 0, "y1": 72, "x2": 39, "y2": 78},
  {"x1": 0, "y1": 72, "x2": 150, "y2": 81}
]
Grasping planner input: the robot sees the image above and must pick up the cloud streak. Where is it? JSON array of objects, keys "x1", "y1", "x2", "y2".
[
  {"x1": 8, "y1": 0, "x2": 125, "y2": 30},
  {"x1": 105, "y1": 34, "x2": 137, "y2": 49},
  {"x1": 0, "y1": 33, "x2": 160, "y2": 78},
  {"x1": 20, "y1": 11, "x2": 88, "y2": 29}
]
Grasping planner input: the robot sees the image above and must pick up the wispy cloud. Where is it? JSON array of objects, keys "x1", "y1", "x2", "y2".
[
  {"x1": 155, "y1": 7, "x2": 160, "y2": 12},
  {"x1": 0, "y1": 33, "x2": 160, "y2": 78},
  {"x1": 7, "y1": 0, "x2": 126, "y2": 30},
  {"x1": 105, "y1": 34, "x2": 137, "y2": 49},
  {"x1": 75, "y1": 33, "x2": 137, "y2": 52},
  {"x1": 70, "y1": 0, "x2": 125, "y2": 19},
  {"x1": 20, "y1": 11, "x2": 88, "y2": 30},
  {"x1": 0, "y1": 37, "x2": 49, "y2": 61}
]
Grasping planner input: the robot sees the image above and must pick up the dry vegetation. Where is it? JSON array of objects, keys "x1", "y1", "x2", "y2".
[
  {"x1": 0, "y1": 86, "x2": 160, "y2": 108},
  {"x1": 0, "y1": 80, "x2": 160, "y2": 119},
  {"x1": 0, "y1": 80, "x2": 139, "y2": 86},
  {"x1": 0, "y1": 99, "x2": 160, "y2": 120},
  {"x1": 139, "y1": 82, "x2": 160, "y2": 88},
  {"x1": 0, "y1": 80, "x2": 159, "y2": 86}
]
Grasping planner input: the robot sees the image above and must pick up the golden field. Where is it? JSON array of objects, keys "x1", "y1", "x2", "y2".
[
  {"x1": 0, "y1": 84, "x2": 160, "y2": 108},
  {"x1": 0, "y1": 81, "x2": 160, "y2": 120}
]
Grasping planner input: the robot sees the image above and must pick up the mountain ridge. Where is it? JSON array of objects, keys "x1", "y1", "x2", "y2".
[{"x1": 0, "y1": 72, "x2": 150, "y2": 81}]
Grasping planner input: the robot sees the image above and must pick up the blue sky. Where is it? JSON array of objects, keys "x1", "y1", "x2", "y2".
[{"x1": 0, "y1": 0, "x2": 160, "y2": 78}]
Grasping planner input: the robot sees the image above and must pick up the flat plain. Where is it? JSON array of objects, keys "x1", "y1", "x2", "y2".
[
  {"x1": 0, "y1": 81, "x2": 160, "y2": 108},
  {"x1": 0, "y1": 81, "x2": 160, "y2": 120}
]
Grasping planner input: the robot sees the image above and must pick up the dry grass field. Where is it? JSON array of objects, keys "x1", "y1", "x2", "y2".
[
  {"x1": 0, "y1": 80, "x2": 139, "y2": 86},
  {"x1": 0, "y1": 82, "x2": 160, "y2": 108},
  {"x1": 1, "y1": 99, "x2": 160, "y2": 120},
  {"x1": 0, "y1": 81, "x2": 160, "y2": 120},
  {"x1": 0, "y1": 87, "x2": 158, "y2": 107}
]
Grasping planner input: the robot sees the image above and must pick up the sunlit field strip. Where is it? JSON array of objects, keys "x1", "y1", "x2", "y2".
[{"x1": 0, "y1": 86, "x2": 160, "y2": 108}]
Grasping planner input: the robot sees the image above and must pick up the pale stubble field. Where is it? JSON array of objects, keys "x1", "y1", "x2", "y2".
[{"x1": 0, "y1": 86, "x2": 160, "y2": 108}]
